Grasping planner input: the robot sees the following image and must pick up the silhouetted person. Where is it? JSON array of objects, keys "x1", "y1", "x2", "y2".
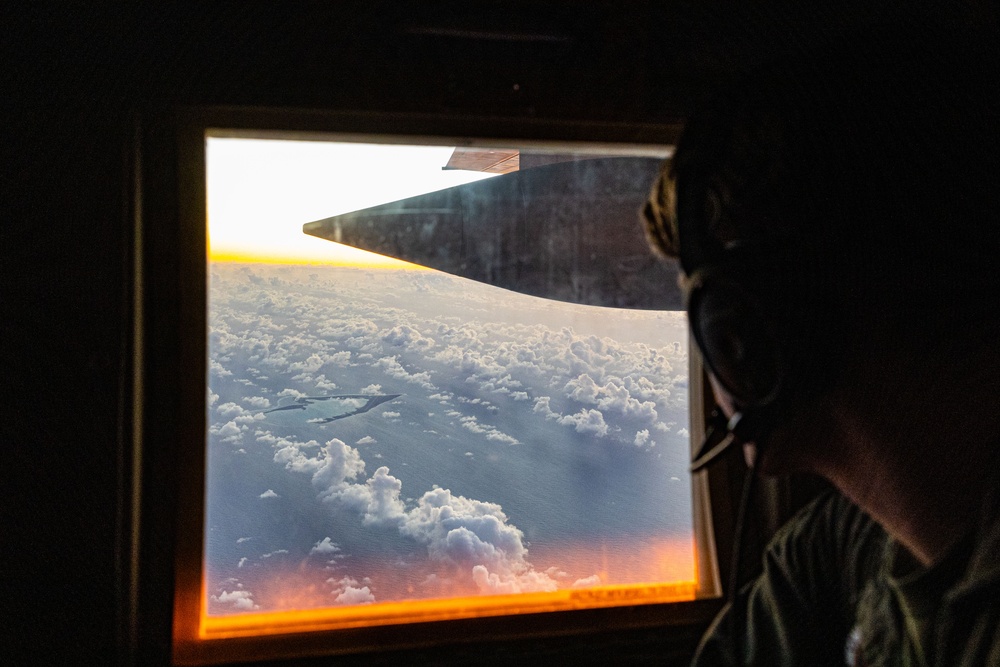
[{"x1": 644, "y1": 21, "x2": 1000, "y2": 667}]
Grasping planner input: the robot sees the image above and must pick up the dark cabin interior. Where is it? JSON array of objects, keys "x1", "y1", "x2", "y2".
[{"x1": 5, "y1": 2, "x2": 994, "y2": 664}]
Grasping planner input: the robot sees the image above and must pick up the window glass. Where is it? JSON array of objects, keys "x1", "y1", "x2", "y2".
[{"x1": 204, "y1": 138, "x2": 694, "y2": 627}]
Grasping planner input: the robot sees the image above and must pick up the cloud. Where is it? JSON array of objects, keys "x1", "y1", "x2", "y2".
[
  {"x1": 288, "y1": 352, "x2": 325, "y2": 373},
  {"x1": 457, "y1": 415, "x2": 520, "y2": 445},
  {"x1": 563, "y1": 374, "x2": 658, "y2": 423},
  {"x1": 259, "y1": 489, "x2": 279, "y2": 499},
  {"x1": 335, "y1": 585, "x2": 375, "y2": 605},
  {"x1": 211, "y1": 589, "x2": 259, "y2": 610},
  {"x1": 557, "y1": 409, "x2": 609, "y2": 437},
  {"x1": 472, "y1": 565, "x2": 558, "y2": 594},
  {"x1": 381, "y1": 411, "x2": 400, "y2": 419},
  {"x1": 459, "y1": 416, "x2": 488, "y2": 434},
  {"x1": 209, "y1": 359, "x2": 232, "y2": 377},
  {"x1": 572, "y1": 574, "x2": 602, "y2": 588},
  {"x1": 382, "y1": 325, "x2": 435, "y2": 351},
  {"x1": 310, "y1": 537, "x2": 341, "y2": 554},
  {"x1": 273, "y1": 438, "x2": 365, "y2": 500},
  {"x1": 633, "y1": 429, "x2": 650, "y2": 447},
  {"x1": 333, "y1": 466, "x2": 406, "y2": 526},
  {"x1": 313, "y1": 374, "x2": 337, "y2": 391},
  {"x1": 328, "y1": 576, "x2": 375, "y2": 605},
  {"x1": 217, "y1": 402, "x2": 248, "y2": 418},
  {"x1": 486, "y1": 431, "x2": 519, "y2": 445},
  {"x1": 210, "y1": 420, "x2": 243, "y2": 441},
  {"x1": 234, "y1": 412, "x2": 265, "y2": 426},
  {"x1": 360, "y1": 384, "x2": 382, "y2": 395},
  {"x1": 533, "y1": 396, "x2": 557, "y2": 418},
  {"x1": 237, "y1": 557, "x2": 248, "y2": 568},
  {"x1": 242, "y1": 396, "x2": 271, "y2": 409},
  {"x1": 373, "y1": 355, "x2": 436, "y2": 389},
  {"x1": 356, "y1": 435, "x2": 376, "y2": 446},
  {"x1": 328, "y1": 351, "x2": 352, "y2": 366}
]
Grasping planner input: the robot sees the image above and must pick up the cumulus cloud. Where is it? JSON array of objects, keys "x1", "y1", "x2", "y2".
[
  {"x1": 217, "y1": 402, "x2": 248, "y2": 418},
  {"x1": 335, "y1": 585, "x2": 375, "y2": 605},
  {"x1": 333, "y1": 466, "x2": 406, "y2": 526},
  {"x1": 210, "y1": 420, "x2": 243, "y2": 442},
  {"x1": 456, "y1": 415, "x2": 520, "y2": 445},
  {"x1": 273, "y1": 437, "x2": 365, "y2": 501},
  {"x1": 360, "y1": 384, "x2": 382, "y2": 395},
  {"x1": 328, "y1": 351, "x2": 352, "y2": 366},
  {"x1": 234, "y1": 412, "x2": 265, "y2": 425},
  {"x1": 211, "y1": 589, "x2": 259, "y2": 610},
  {"x1": 486, "y1": 431, "x2": 519, "y2": 445},
  {"x1": 563, "y1": 374, "x2": 658, "y2": 423},
  {"x1": 557, "y1": 409, "x2": 609, "y2": 437},
  {"x1": 310, "y1": 537, "x2": 341, "y2": 554},
  {"x1": 242, "y1": 396, "x2": 271, "y2": 409},
  {"x1": 633, "y1": 429, "x2": 650, "y2": 447},
  {"x1": 356, "y1": 435, "x2": 376, "y2": 446},
  {"x1": 374, "y1": 355, "x2": 435, "y2": 389},
  {"x1": 382, "y1": 325, "x2": 435, "y2": 351},
  {"x1": 259, "y1": 489, "x2": 279, "y2": 499},
  {"x1": 328, "y1": 576, "x2": 375, "y2": 605},
  {"x1": 472, "y1": 565, "x2": 558, "y2": 594},
  {"x1": 313, "y1": 374, "x2": 337, "y2": 391},
  {"x1": 277, "y1": 387, "x2": 307, "y2": 400}
]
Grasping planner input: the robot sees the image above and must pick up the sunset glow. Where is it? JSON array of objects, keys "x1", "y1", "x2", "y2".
[
  {"x1": 206, "y1": 138, "x2": 498, "y2": 266},
  {"x1": 199, "y1": 535, "x2": 697, "y2": 639}
]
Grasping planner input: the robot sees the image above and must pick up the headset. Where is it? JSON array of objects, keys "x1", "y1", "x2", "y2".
[
  {"x1": 676, "y1": 173, "x2": 787, "y2": 473},
  {"x1": 673, "y1": 169, "x2": 789, "y2": 664}
]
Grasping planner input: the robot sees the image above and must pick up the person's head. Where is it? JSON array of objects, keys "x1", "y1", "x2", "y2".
[{"x1": 645, "y1": 27, "x2": 1000, "y2": 475}]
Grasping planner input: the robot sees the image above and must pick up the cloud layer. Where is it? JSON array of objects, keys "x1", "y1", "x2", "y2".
[{"x1": 205, "y1": 263, "x2": 693, "y2": 613}]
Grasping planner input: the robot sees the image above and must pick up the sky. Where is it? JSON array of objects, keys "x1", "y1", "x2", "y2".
[{"x1": 206, "y1": 138, "x2": 499, "y2": 266}]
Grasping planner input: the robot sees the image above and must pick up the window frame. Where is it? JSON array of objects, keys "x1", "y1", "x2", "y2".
[{"x1": 132, "y1": 105, "x2": 733, "y2": 666}]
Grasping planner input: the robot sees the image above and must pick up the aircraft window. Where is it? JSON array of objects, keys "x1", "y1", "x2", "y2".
[{"x1": 199, "y1": 136, "x2": 696, "y2": 643}]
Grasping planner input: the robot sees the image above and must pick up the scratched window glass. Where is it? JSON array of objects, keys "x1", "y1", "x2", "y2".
[{"x1": 204, "y1": 138, "x2": 694, "y2": 623}]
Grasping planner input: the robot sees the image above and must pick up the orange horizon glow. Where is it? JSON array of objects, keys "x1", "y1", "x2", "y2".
[
  {"x1": 196, "y1": 536, "x2": 698, "y2": 640},
  {"x1": 199, "y1": 580, "x2": 698, "y2": 640}
]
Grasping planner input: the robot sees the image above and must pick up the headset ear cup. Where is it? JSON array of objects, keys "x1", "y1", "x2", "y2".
[{"x1": 688, "y1": 273, "x2": 783, "y2": 409}]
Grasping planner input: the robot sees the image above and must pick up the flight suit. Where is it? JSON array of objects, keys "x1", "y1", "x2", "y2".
[{"x1": 692, "y1": 483, "x2": 1000, "y2": 666}]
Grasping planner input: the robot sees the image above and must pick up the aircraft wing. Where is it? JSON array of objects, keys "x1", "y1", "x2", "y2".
[{"x1": 303, "y1": 156, "x2": 683, "y2": 311}]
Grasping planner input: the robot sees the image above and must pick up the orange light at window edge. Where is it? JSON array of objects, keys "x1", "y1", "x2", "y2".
[{"x1": 199, "y1": 580, "x2": 698, "y2": 640}]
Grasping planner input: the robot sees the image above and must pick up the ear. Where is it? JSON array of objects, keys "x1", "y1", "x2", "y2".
[{"x1": 687, "y1": 268, "x2": 783, "y2": 410}]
